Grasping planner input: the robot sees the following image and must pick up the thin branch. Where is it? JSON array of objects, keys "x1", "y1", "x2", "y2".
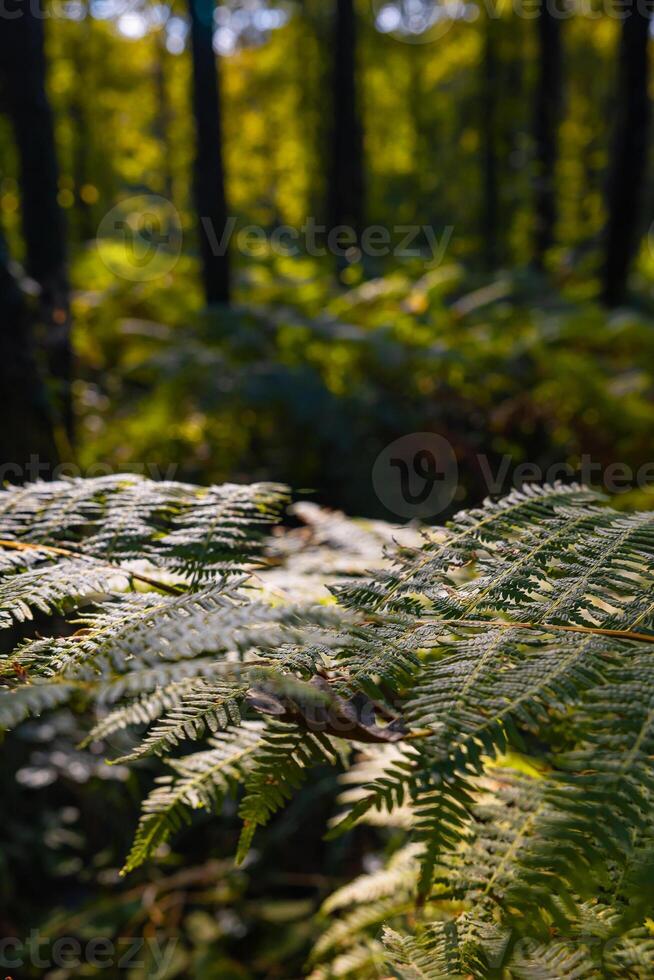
[
  {"x1": 414, "y1": 617, "x2": 654, "y2": 645},
  {"x1": 0, "y1": 538, "x2": 183, "y2": 596},
  {"x1": 362, "y1": 611, "x2": 654, "y2": 646}
]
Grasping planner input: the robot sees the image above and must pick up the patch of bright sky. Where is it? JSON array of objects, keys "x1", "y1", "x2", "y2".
[
  {"x1": 375, "y1": 0, "x2": 475, "y2": 34},
  {"x1": 213, "y1": 2, "x2": 291, "y2": 55},
  {"x1": 98, "y1": 0, "x2": 293, "y2": 51},
  {"x1": 166, "y1": 16, "x2": 188, "y2": 55},
  {"x1": 71, "y1": 0, "x2": 474, "y2": 51}
]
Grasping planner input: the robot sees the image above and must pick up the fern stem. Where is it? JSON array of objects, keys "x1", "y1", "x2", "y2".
[
  {"x1": 0, "y1": 538, "x2": 183, "y2": 596},
  {"x1": 414, "y1": 617, "x2": 654, "y2": 645}
]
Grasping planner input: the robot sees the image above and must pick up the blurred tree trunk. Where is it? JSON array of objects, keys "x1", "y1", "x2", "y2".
[
  {"x1": 0, "y1": 4, "x2": 73, "y2": 444},
  {"x1": 188, "y1": 0, "x2": 231, "y2": 305},
  {"x1": 297, "y1": 0, "x2": 329, "y2": 224},
  {"x1": 481, "y1": 19, "x2": 500, "y2": 270},
  {"x1": 533, "y1": 6, "x2": 562, "y2": 267},
  {"x1": 327, "y1": 0, "x2": 365, "y2": 241},
  {"x1": 0, "y1": 229, "x2": 59, "y2": 476},
  {"x1": 154, "y1": 31, "x2": 174, "y2": 203},
  {"x1": 70, "y1": 14, "x2": 95, "y2": 242},
  {"x1": 602, "y1": 6, "x2": 653, "y2": 307}
]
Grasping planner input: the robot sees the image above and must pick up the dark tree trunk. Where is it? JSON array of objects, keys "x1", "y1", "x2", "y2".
[
  {"x1": 602, "y1": 5, "x2": 653, "y2": 307},
  {"x1": 533, "y1": 5, "x2": 562, "y2": 267},
  {"x1": 0, "y1": 229, "x2": 59, "y2": 477},
  {"x1": 327, "y1": 0, "x2": 365, "y2": 240},
  {"x1": 0, "y1": 2, "x2": 73, "y2": 442},
  {"x1": 481, "y1": 19, "x2": 500, "y2": 271},
  {"x1": 154, "y1": 31, "x2": 174, "y2": 203},
  {"x1": 188, "y1": 0, "x2": 231, "y2": 305},
  {"x1": 70, "y1": 16, "x2": 95, "y2": 243}
]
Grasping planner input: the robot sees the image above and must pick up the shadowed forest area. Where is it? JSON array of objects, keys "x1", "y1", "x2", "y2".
[{"x1": 2, "y1": 1, "x2": 654, "y2": 977}]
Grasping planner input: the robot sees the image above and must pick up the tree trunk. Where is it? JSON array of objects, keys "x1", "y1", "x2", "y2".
[
  {"x1": 154, "y1": 30, "x2": 175, "y2": 203},
  {"x1": 0, "y1": 229, "x2": 59, "y2": 477},
  {"x1": 602, "y1": 5, "x2": 653, "y2": 307},
  {"x1": 327, "y1": 0, "x2": 365, "y2": 241},
  {"x1": 188, "y1": 0, "x2": 231, "y2": 305},
  {"x1": 0, "y1": 2, "x2": 73, "y2": 442},
  {"x1": 70, "y1": 15, "x2": 95, "y2": 243},
  {"x1": 533, "y1": 6, "x2": 562, "y2": 267},
  {"x1": 480, "y1": 19, "x2": 500, "y2": 271}
]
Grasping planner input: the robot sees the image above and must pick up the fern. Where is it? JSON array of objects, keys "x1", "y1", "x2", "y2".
[
  {"x1": 5, "y1": 477, "x2": 654, "y2": 975},
  {"x1": 381, "y1": 924, "x2": 465, "y2": 979},
  {"x1": 0, "y1": 474, "x2": 286, "y2": 572},
  {"x1": 236, "y1": 722, "x2": 345, "y2": 863},
  {"x1": 124, "y1": 723, "x2": 267, "y2": 872},
  {"x1": 111, "y1": 679, "x2": 246, "y2": 762}
]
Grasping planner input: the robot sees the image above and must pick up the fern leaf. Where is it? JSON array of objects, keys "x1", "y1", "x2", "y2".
[
  {"x1": 112, "y1": 680, "x2": 246, "y2": 762},
  {"x1": 236, "y1": 723, "x2": 344, "y2": 863},
  {"x1": 382, "y1": 924, "x2": 465, "y2": 979},
  {"x1": 123, "y1": 723, "x2": 266, "y2": 872},
  {"x1": 0, "y1": 475, "x2": 287, "y2": 574}
]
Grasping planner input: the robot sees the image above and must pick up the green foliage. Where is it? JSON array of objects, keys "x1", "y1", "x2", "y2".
[
  {"x1": 236, "y1": 723, "x2": 344, "y2": 865},
  {"x1": 4, "y1": 477, "x2": 654, "y2": 976},
  {"x1": 72, "y1": 259, "x2": 654, "y2": 519},
  {"x1": 125, "y1": 723, "x2": 267, "y2": 873}
]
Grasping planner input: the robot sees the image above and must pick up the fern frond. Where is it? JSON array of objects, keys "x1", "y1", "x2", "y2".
[
  {"x1": 6, "y1": 476, "x2": 654, "y2": 967},
  {"x1": 86, "y1": 665, "x2": 244, "y2": 744},
  {"x1": 313, "y1": 898, "x2": 416, "y2": 962},
  {"x1": 111, "y1": 679, "x2": 246, "y2": 762},
  {"x1": 321, "y1": 843, "x2": 422, "y2": 913},
  {"x1": 332, "y1": 743, "x2": 415, "y2": 829},
  {"x1": 0, "y1": 475, "x2": 286, "y2": 575},
  {"x1": 11, "y1": 586, "x2": 332, "y2": 682},
  {"x1": 307, "y1": 942, "x2": 383, "y2": 980},
  {"x1": 507, "y1": 649, "x2": 654, "y2": 928},
  {"x1": 123, "y1": 723, "x2": 266, "y2": 872},
  {"x1": 0, "y1": 558, "x2": 125, "y2": 629},
  {"x1": 236, "y1": 723, "x2": 345, "y2": 863},
  {"x1": 0, "y1": 678, "x2": 80, "y2": 729},
  {"x1": 337, "y1": 482, "x2": 603, "y2": 614},
  {"x1": 604, "y1": 927, "x2": 654, "y2": 976},
  {"x1": 381, "y1": 923, "x2": 465, "y2": 979},
  {"x1": 508, "y1": 939, "x2": 597, "y2": 979}
]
